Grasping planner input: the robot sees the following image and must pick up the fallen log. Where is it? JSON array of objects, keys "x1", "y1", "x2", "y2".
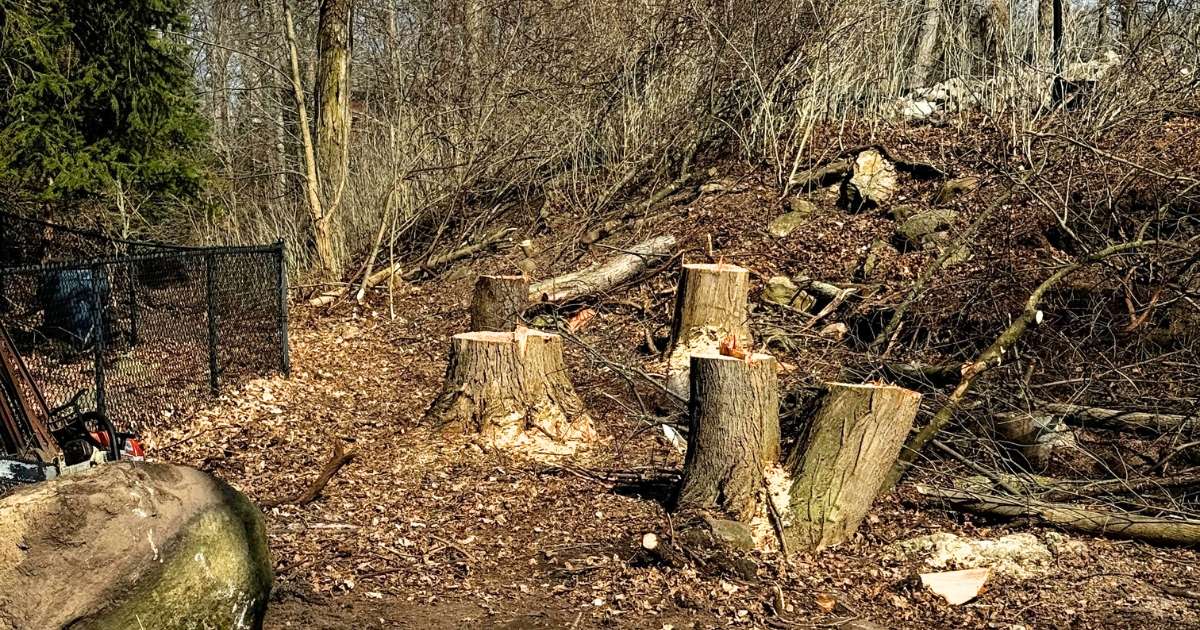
[
  {"x1": 529, "y1": 235, "x2": 677, "y2": 303},
  {"x1": 1040, "y1": 402, "x2": 1199, "y2": 435},
  {"x1": 918, "y1": 485, "x2": 1200, "y2": 546},
  {"x1": 310, "y1": 226, "x2": 514, "y2": 307}
]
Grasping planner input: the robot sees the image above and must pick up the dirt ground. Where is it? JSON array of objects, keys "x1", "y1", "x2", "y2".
[{"x1": 145, "y1": 149, "x2": 1200, "y2": 628}]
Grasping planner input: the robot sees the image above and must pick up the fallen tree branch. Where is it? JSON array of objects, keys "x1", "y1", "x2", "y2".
[
  {"x1": 883, "y1": 240, "x2": 1163, "y2": 491},
  {"x1": 262, "y1": 441, "x2": 356, "y2": 507},
  {"x1": 917, "y1": 485, "x2": 1200, "y2": 546},
  {"x1": 310, "y1": 226, "x2": 514, "y2": 307},
  {"x1": 1040, "y1": 402, "x2": 1199, "y2": 435},
  {"x1": 530, "y1": 235, "x2": 677, "y2": 303}
]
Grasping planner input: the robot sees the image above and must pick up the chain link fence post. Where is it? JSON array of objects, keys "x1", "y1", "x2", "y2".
[
  {"x1": 205, "y1": 252, "x2": 218, "y2": 395},
  {"x1": 275, "y1": 241, "x2": 290, "y2": 376},
  {"x1": 91, "y1": 264, "x2": 106, "y2": 416}
]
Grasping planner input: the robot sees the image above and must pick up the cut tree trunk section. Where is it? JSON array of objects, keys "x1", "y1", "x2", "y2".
[
  {"x1": 424, "y1": 329, "x2": 595, "y2": 452},
  {"x1": 529, "y1": 235, "x2": 676, "y2": 303},
  {"x1": 676, "y1": 352, "x2": 779, "y2": 522},
  {"x1": 470, "y1": 274, "x2": 528, "y2": 332},
  {"x1": 787, "y1": 383, "x2": 921, "y2": 551},
  {"x1": 666, "y1": 263, "x2": 751, "y2": 398}
]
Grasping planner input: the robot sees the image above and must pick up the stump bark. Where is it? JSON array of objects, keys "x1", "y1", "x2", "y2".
[
  {"x1": 666, "y1": 263, "x2": 752, "y2": 397},
  {"x1": 786, "y1": 383, "x2": 920, "y2": 550},
  {"x1": 469, "y1": 274, "x2": 528, "y2": 331},
  {"x1": 425, "y1": 330, "x2": 594, "y2": 449},
  {"x1": 676, "y1": 352, "x2": 779, "y2": 522}
]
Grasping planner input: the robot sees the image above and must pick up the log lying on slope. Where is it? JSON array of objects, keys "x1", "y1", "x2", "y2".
[
  {"x1": 919, "y1": 485, "x2": 1200, "y2": 546},
  {"x1": 529, "y1": 235, "x2": 676, "y2": 303},
  {"x1": 1040, "y1": 403, "x2": 1199, "y2": 435}
]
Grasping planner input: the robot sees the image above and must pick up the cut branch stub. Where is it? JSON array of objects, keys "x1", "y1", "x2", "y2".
[
  {"x1": 469, "y1": 274, "x2": 529, "y2": 332},
  {"x1": 666, "y1": 263, "x2": 752, "y2": 398},
  {"x1": 676, "y1": 352, "x2": 779, "y2": 522},
  {"x1": 425, "y1": 330, "x2": 595, "y2": 451},
  {"x1": 786, "y1": 383, "x2": 920, "y2": 551}
]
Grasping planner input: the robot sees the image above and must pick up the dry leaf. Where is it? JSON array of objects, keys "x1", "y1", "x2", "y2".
[
  {"x1": 814, "y1": 592, "x2": 837, "y2": 613},
  {"x1": 920, "y1": 567, "x2": 990, "y2": 605},
  {"x1": 566, "y1": 308, "x2": 597, "y2": 333}
]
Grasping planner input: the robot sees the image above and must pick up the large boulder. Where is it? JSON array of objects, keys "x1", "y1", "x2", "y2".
[
  {"x1": 841, "y1": 149, "x2": 897, "y2": 210},
  {"x1": 0, "y1": 462, "x2": 272, "y2": 629}
]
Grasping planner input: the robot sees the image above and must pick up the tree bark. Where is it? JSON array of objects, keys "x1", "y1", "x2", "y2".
[
  {"x1": 666, "y1": 263, "x2": 752, "y2": 398},
  {"x1": 676, "y1": 352, "x2": 779, "y2": 523},
  {"x1": 1041, "y1": 403, "x2": 1199, "y2": 435},
  {"x1": 787, "y1": 383, "x2": 921, "y2": 551},
  {"x1": 918, "y1": 486, "x2": 1200, "y2": 546},
  {"x1": 283, "y1": 0, "x2": 337, "y2": 279},
  {"x1": 470, "y1": 275, "x2": 529, "y2": 332},
  {"x1": 529, "y1": 235, "x2": 676, "y2": 303},
  {"x1": 316, "y1": 0, "x2": 353, "y2": 225},
  {"x1": 910, "y1": 0, "x2": 942, "y2": 88},
  {"x1": 424, "y1": 330, "x2": 594, "y2": 449}
]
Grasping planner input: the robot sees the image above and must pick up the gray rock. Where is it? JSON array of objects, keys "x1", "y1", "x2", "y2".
[
  {"x1": 862, "y1": 239, "x2": 896, "y2": 280},
  {"x1": 768, "y1": 200, "x2": 815, "y2": 238},
  {"x1": 704, "y1": 517, "x2": 756, "y2": 551},
  {"x1": 896, "y1": 209, "x2": 958, "y2": 247},
  {"x1": 0, "y1": 462, "x2": 272, "y2": 629},
  {"x1": 762, "y1": 276, "x2": 814, "y2": 311},
  {"x1": 931, "y1": 176, "x2": 980, "y2": 205}
]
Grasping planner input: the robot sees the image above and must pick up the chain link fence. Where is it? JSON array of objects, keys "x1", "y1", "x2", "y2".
[{"x1": 0, "y1": 212, "x2": 288, "y2": 436}]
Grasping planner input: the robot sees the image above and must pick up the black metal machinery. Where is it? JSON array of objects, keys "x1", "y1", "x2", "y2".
[{"x1": 0, "y1": 325, "x2": 134, "y2": 487}]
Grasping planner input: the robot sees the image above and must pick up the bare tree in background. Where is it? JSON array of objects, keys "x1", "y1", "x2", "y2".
[{"x1": 315, "y1": 0, "x2": 353, "y2": 278}]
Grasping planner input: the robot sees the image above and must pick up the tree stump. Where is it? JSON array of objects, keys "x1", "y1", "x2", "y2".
[
  {"x1": 676, "y1": 352, "x2": 779, "y2": 522},
  {"x1": 424, "y1": 329, "x2": 595, "y2": 450},
  {"x1": 786, "y1": 383, "x2": 920, "y2": 551},
  {"x1": 666, "y1": 263, "x2": 752, "y2": 397},
  {"x1": 469, "y1": 274, "x2": 528, "y2": 331}
]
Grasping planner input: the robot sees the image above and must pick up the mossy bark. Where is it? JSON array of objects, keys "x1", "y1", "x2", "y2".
[{"x1": 787, "y1": 383, "x2": 920, "y2": 551}]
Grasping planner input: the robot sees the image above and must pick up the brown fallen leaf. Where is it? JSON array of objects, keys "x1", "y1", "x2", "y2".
[
  {"x1": 920, "y1": 567, "x2": 990, "y2": 605},
  {"x1": 567, "y1": 308, "x2": 597, "y2": 333},
  {"x1": 814, "y1": 592, "x2": 837, "y2": 613}
]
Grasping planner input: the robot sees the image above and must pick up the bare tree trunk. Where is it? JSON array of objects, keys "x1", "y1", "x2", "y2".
[
  {"x1": 676, "y1": 352, "x2": 779, "y2": 522},
  {"x1": 666, "y1": 263, "x2": 752, "y2": 398},
  {"x1": 425, "y1": 330, "x2": 595, "y2": 450},
  {"x1": 470, "y1": 275, "x2": 529, "y2": 332},
  {"x1": 911, "y1": 0, "x2": 942, "y2": 88},
  {"x1": 1036, "y1": 0, "x2": 1063, "y2": 71},
  {"x1": 786, "y1": 383, "x2": 921, "y2": 551},
  {"x1": 316, "y1": 0, "x2": 353, "y2": 228},
  {"x1": 283, "y1": 0, "x2": 337, "y2": 279}
]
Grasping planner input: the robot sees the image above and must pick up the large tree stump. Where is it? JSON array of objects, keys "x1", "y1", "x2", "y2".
[
  {"x1": 424, "y1": 329, "x2": 595, "y2": 450},
  {"x1": 786, "y1": 383, "x2": 920, "y2": 551},
  {"x1": 676, "y1": 352, "x2": 779, "y2": 522},
  {"x1": 469, "y1": 274, "x2": 528, "y2": 331},
  {"x1": 666, "y1": 263, "x2": 752, "y2": 397}
]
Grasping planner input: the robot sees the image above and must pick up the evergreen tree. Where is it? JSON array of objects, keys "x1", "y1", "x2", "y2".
[{"x1": 0, "y1": 0, "x2": 207, "y2": 216}]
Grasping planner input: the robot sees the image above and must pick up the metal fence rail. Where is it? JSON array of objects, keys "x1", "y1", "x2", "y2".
[{"x1": 0, "y1": 213, "x2": 288, "y2": 436}]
